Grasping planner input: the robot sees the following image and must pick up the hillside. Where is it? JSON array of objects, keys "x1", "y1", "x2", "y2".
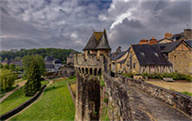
[{"x1": 0, "y1": 48, "x2": 78, "y2": 62}]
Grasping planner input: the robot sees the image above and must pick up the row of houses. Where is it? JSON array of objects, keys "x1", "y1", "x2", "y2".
[{"x1": 111, "y1": 29, "x2": 192, "y2": 74}]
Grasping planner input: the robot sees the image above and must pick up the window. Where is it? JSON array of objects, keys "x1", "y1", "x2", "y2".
[
  {"x1": 133, "y1": 63, "x2": 136, "y2": 68},
  {"x1": 140, "y1": 52, "x2": 145, "y2": 57},
  {"x1": 153, "y1": 52, "x2": 159, "y2": 57},
  {"x1": 120, "y1": 64, "x2": 122, "y2": 69}
]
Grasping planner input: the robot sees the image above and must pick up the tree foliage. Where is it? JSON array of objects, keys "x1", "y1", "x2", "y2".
[
  {"x1": 22, "y1": 55, "x2": 46, "y2": 78},
  {"x1": 10, "y1": 63, "x2": 16, "y2": 71},
  {"x1": 0, "y1": 48, "x2": 78, "y2": 62},
  {"x1": 24, "y1": 60, "x2": 41, "y2": 96},
  {"x1": 4, "y1": 64, "x2": 9, "y2": 69},
  {"x1": 0, "y1": 69, "x2": 17, "y2": 90}
]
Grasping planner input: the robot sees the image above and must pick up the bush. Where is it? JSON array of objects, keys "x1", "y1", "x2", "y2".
[
  {"x1": 104, "y1": 97, "x2": 108, "y2": 103},
  {"x1": 121, "y1": 72, "x2": 133, "y2": 78}
]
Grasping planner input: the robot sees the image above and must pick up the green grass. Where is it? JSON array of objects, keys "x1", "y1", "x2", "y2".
[
  {"x1": 0, "y1": 87, "x2": 31, "y2": 115},
  {"x1": 0, "y1": 80, "x2": 49, "y2": 115},
  {"x1": 10, "y1": 77, "x2": 76, "y2": 120},
  {"x1": 181, "y1": 91, "x2": 192, "y2": 96},
  {"x1": 0, "y1": 94, "x2": 5, "y2": 98},
  {"x1": 101, "y1": 104, "x2": 110, "y2": 121},
  {"x1": 41, "y1": 80, "x2": 49, "y2": 86},
  {"x1": 0, "y1": 86, "x2": 17, "y2": 95}
]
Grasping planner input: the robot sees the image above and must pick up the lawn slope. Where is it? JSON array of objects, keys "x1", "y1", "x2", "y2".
[{"x1": 10, "y1": 78, "x2": 76, "y2": 120}]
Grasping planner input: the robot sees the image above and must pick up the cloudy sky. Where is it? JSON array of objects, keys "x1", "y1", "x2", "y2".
[{"x1": 0, "y1": 0, "x2": 191, "y2": 52}]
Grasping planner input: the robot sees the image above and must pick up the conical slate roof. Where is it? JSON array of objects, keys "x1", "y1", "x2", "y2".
[
  {"x1": 83, "y1": 29, "x2": 111, "y2": 51},
  {"x1": 83, "y1": 33, "x2": 98, "y2": 50}
]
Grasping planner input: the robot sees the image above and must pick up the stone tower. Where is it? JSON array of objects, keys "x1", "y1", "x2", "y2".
[{"x1": 74, "y1": 29, "x2": 111, "y2": 121}]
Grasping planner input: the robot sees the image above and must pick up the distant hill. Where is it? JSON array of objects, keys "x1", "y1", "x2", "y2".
[{"x1": 0, "y1": 48, "x2": 79, "y2": 62}]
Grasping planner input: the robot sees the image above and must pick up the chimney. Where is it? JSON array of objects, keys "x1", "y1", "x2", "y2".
[
  {"x1": 149, "y1": 37, "x2": 157, "y2": 45},
  {"x1": 184, "y1": 29, "x2": 192, "y2": 40},
  {"x1": 139, "y1": 39, "x2": 148, "y2": 45},
  {"x1": 164, "y1": 33, "x2": 172, "y2": 39}
]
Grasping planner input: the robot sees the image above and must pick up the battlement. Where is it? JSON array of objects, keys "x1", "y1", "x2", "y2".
[{"x1": 74, "y1": 54, "x2": 104, "y2": 75}]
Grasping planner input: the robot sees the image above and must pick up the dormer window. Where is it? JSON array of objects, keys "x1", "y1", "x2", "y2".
[
  {"x1": 140, "y1": 52, "x2": 145, "y2": 57},
  {"x1": 153, "y1": 52, "x2": 159, "y2": 57}
]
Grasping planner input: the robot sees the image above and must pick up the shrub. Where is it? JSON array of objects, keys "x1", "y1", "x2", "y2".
[
  {"x1": 68, "y1": 76, "x2": 76, "y2": 79},
  {"x1": 104, "y1": 97, "x2": 108, "y2": 103},
  {"x1": 100, "y1": 80, "x2": 105, "y2": 87},
  {"x1": 122, "y1": 72, "x2": 133, "y2": 78},
  {"x1": 186, "y1": 74, "x2": 192, "y2": 81}
]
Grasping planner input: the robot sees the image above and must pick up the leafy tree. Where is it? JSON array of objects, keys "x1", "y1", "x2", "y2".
[
  {"x1": 4, "y1": 64, "x2": 9, "y2": 69},
  {"x1": 22, "y1": 55, "x2": 46, "y2": 78},
  {"x1": 14, "y1": 57, "x2": 21, "y2": 61},
  {"x1": 24, "y1": 60, "x2": 41, "y2": 96},
  {"x1": 0, "y1": 69, "x2": 17, "y2": 90},
  {"x1": 10, "y1": 63, "x2": 16, "y2": 71},
  {"x1": 0, "y1": 64, "x2": 3, "y2": 68}
]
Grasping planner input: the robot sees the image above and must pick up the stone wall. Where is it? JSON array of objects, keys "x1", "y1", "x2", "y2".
[
  {"x1": 58, "y1": 65, "x2": 75, "y2": 77},
  {"x1": 103, "y1": 72, "x2": 152, "y2": 121},
  {"x1": 169, "y1": 50, "x2": 192, "y2": 74},
  {"x1": 75, "y1": 74, "x2": 101, "y2": 121},
  {"x1": 118, "y1": 74, "x2": 192, "y2": 116}
]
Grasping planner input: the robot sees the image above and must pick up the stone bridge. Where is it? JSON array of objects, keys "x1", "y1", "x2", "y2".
[
  {"x1": 103, "y1": 72, "x2": 191, "y2": 121},
  {"x1": 74, "y1": 54, "x2": 192, "y2": 121}
]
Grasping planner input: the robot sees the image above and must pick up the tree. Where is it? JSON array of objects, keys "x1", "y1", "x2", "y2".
[
  {"x1": 0, "y1": 69, "x2": 17, "y2": 90},
  {"x1": 4, "y1": 64, "x2": 9, "y2": 69},
  {"x1": 14, "y1": 57, "x2": 21, "y2": 61},
  {"x1": 24, "y1": 60, "x2": 41, "y2": 96},
  {"x1": 10, "y1": 63, "x2": 16, "y2": 71},
  {"x1": 0, "y1": 64, "x2": 3, "y2": 68},
  {"x1": 22, "y1": 55, "x2": 46, "y2": 78}
]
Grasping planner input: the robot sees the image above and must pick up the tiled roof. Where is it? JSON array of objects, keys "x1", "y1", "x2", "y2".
[
  {"x1": 132, "y1": 44, "x2": 172, "y2": 66},
  {"x1": 159, "y1": 41, "x2": 181, "y2": 53},
  {"x1": 44, "y1": 56, "x2": 54, "y2": 62}
]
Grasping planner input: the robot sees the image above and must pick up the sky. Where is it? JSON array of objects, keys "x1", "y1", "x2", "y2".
[{"x1": 0, "y1": 0, "x2": 191, "y2": 52}]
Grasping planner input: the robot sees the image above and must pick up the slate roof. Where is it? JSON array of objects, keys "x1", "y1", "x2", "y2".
[
  {"x1": 45, "y1": 64, "x2": 54, "y2": 69},
  {"x1": 185, "y1": 40, "x2": 192, "y2": 48},
  {"x1": 158, "y1": 41, "x2": 181, "y2": 53},
  {"x1": 132, "y1": 44, "x2": 172, "y2": 66},
  {"x1": 44, "y1": 56, "x2": 54, "y2": 62},
  {"x1": 110, "y1": 48, "x2": 130, "y2": 61},
  {"x1": 83, "y1": 29, "x2": 111, "y2": 51},
  {"x1": 118, "y1": 58, "x2": 126, "y2": 64},
  {"x1": 170, "y1": 32, "x2": 185, "y2": 41}
]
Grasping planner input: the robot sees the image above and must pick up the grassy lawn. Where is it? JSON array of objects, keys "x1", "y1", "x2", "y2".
[
  {"x1": 181, "y1": 91, "x2": 192, "y2": 96},
  {"x1": 0, "y1": 86, "x2": 17, "y2": 95},
  {"x1": 0, "y1": 87, "x2": 31, "y2": 115},
  {"x1": 0, "y1": 80, "x2": 49, "y2": 115},
  {"x1": 10, "y1": 77, "x2": 76, "y2": 120}
]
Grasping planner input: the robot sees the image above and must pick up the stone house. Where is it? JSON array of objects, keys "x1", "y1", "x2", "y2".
[
  {"x1": 159, "y1": 40, "x2": 192, "y2": 74},
  {"x1": 44, "y1": 55, "x2": 62, "y2": 72},
  {"x1": 122, "y1": 39, "x2": 192, "y2": 74},
  {"x1": 67, "y1": 52, "x2": 75, "y2": 65},
  {"x1": 157, "y1": 33, "x2": 173, "y2": 44},
  {"x1": 170, "y1": 29, "x2": 192, "y2": 41},
  {"x1": 110, "y1": 46, "x2": 129, "y2": 73}
]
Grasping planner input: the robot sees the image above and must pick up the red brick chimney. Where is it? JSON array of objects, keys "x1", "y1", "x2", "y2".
[
  {"x1": 149, "y1": 37, "x2": 157, "y2": 45},
  {"x1": 164, "y1": 33, "x2": 172, "y2": 39},
  {"x1": 139, "y1": 39, "x2": 148, "y2": 45}
]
